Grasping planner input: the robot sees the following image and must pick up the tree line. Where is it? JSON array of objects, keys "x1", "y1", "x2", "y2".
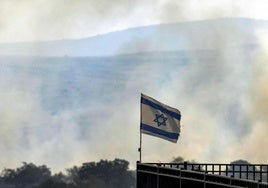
[
  {"x1": 0, "y1": 158, "x2": 136, "y2": 188},
  {"x1": 1, "y1": 156, "x2": 265, "y2": 187}
]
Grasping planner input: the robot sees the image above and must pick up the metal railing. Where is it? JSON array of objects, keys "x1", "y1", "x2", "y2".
[
  {"x1": 137, "y1": 163, "x2": 268, "y2": 188},
  {"x1": 146, "y1": 162, "x2": 268, "y2": 183}
]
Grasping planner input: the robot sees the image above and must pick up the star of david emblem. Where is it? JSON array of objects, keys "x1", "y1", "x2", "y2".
[{"x1": 154, "y1": 113, "x2": 168, "y2": 127}]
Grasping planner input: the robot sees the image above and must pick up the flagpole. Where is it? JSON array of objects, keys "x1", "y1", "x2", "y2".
[
  {"x1": 139, "y1": 128, "x2": 142, "y2": 162},
  {"x1": 139, "y1": 94, "x2": 142, "y2": 163}
]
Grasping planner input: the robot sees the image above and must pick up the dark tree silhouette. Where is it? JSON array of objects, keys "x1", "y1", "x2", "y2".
[
  {"x1": 77, "y1": 159, "x2": 135, "y2": 188},
  {"x1": 1, "y1": 162, "x2": 51, "y2": 187},
  {"x1": 227, "y1": 159, "x2": 260, "y2": 180},
  {"x1": 171, "y1": 156, "x2": 202, "y2": 171},
  {"x1": 0, "y1": 159, "x2": 135, "y2": 188},
  {"x1": 171, "y1": 156, "x2": 184, "y2": 163}
]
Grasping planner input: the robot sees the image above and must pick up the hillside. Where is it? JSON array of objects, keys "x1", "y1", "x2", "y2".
[{"x1": 0, "y1": 18, "x2": 267, "y2": 57}]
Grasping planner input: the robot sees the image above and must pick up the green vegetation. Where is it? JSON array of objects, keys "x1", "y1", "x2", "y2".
[{"x1": 0, "y1": 159, "x2": 135, "y2": 188}]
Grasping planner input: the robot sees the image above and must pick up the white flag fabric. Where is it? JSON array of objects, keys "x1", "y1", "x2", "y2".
[{"x1": 140, "y1": 93, "x2": 181, "y2": 143}]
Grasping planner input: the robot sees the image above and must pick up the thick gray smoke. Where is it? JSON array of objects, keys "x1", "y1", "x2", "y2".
[
  {"x1": 0, "y1": 0, "x2": 153, "y2": 42},
  {"x1": 1, "y1": 0, "x2": 266, "y2": 42},
  {"x1": 1, "y1": 20, "x2": 268, "y2": 173},
  {"x1": 1, "y1": 1, "x2": 268, "y2": 173}
]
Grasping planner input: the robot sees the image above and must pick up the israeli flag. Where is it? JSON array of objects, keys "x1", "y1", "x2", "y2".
[{"x1": 140, "y1": 93, "x2": 181, "y2": 143}]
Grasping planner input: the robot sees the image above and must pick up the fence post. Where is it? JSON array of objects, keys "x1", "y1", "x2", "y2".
[
  {"x1": 157, "y1": 165, "x2": 159, "y2": 188},
  {"x1": 179, "y1": 170, "x2": 182, "y2": 188},
  {"x1": 246, "y1": 165, "x2": 248, "y2": 180},
  {"x1": 184, "y1": 162, "x2": 187, "y2": 170},
  {"x1": 232, "y1": 164, "x2": 234, "y2": 178},
  {"x1": 226, "y1": 164, "x2": 228, "y2": 177},
  {"x1": 239, "y1": 165, "x2": 242, "y2": 179},
  {"x1": 253, "y1": 165, "x2": 256, "y2": 181},
  {"x1": 204, "y1": 172, "x2": 207, "y2": 188},
  {"x1": 260, "y1": 165, "x2": 262, "y2": 182}
]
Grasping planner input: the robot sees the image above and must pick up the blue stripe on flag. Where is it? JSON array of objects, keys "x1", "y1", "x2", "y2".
[
  {"x1": 141, "y1": 97, "x2": 181, "y2": 121},
  {"x1": 140, "y1": 123, "x2": 179, "y2": 140}
]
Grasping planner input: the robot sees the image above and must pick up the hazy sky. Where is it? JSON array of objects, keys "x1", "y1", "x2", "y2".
[
  {"x1": 1, "y1": 0, "x2": 268, "y2": 174},
  {"x1": 0, "y1": 0, "x2": 268, "y2": 43}
]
